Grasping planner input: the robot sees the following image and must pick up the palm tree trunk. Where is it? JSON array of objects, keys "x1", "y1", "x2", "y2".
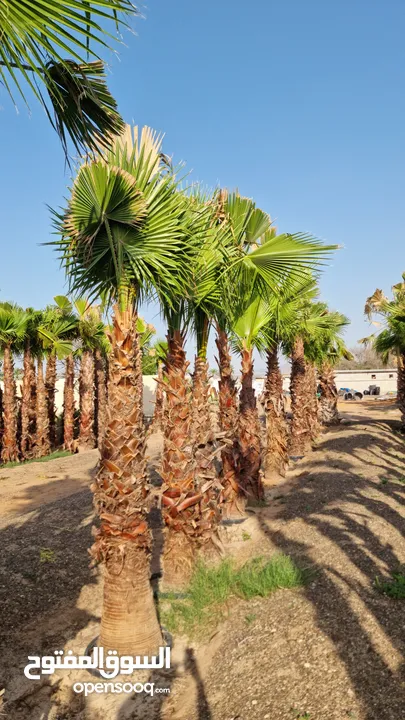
[
  {"x1": 79, "y1": 349, "x2": 95, "y2": 449},
  {"x1": 263, "y1": 346, "x2": 288, "y2": 476},
  {"x1": 21, "y1": 340, "x2": 35, "y2": 459},
  {"x1": 289, "y1": 337, "x2": 312, "y2": 456},
  {"x1": 161, "y1": 329, "x2": 200, "y2": 589},
  {"x1": 216, "y1": 328, "x2": 245, "y2": 518},
  {"x1": 192, "y1": 355, "x2": 218, "y2": 482},
  {"x1": 306, "y1": 361, "x2": 320, "y2": 441},
  {"x1": 63, "y1": 354, "x2": 75, "y2": 451},
  {"x1": 94, "y1": 348, "x2": 107, "y2": 451},
  {"x1": 397, "y1": 355, "x2": 405, "y2": 430},
  {"x1": 45, "y1": 354, "x2": 57, "y2": 449},
  {"x1": 319, "y1": 362, "x2": 340, "y2": 425},
  {"x1": 35, "y1": 359, "x2": 50, "y2": 458},
  {"x1": 92, "y1": 305, "x2": 162, "y2": 655},
  {"x1": 1, "y1": 345, "x2": 19, "y2": 463},
  {"x1": 29, "y1": 356, "x2": 37, "y2": 444},
  {"x1": 149, "y1": 362, "x2": 165, "y2": 434},
  {"x1": 238, "y1": 347, "x2": 264, "y2": 501}
]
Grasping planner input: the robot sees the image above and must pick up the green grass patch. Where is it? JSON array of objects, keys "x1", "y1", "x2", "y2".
[
  {"x1": 1, "y1": 450, "x2": 71, "y2": 470},
  {"x1": 375, "y1": 571, "x2": 405, "y2": 599},
  {"x1": 39, "y1": 548, "x2": 56, "y2": 563},
  {"x1": 160, "y1": 554, "x2": 306, "y2": 636}
]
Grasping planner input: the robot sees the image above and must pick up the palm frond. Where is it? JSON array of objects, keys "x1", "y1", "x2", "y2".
[{"x1": 0, "y1": 0, "x2": 138, "y2": 157}]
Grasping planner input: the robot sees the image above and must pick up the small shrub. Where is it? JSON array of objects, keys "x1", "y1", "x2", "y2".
[
  {"x1": 241, "y1": 531, "x2": 251, "y2": 541},
  {"x1": 40, "y1": 548, "x2": 56, "y2": 563},
  {"x1": 245, "y1": 613, "x2": 256, "y2": 625},
  {"x1": 375, "y1": 572, "x2": 405, "y2": 599}
]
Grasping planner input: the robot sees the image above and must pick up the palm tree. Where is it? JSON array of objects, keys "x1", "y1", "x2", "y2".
[
  {"x1": 0, "y1": 0, "x2": 137, "y2": 157},
  {"x1": 160, "y1": 300, "x2": 199, "y2": 587},
  {"x1": 53, "y1": 125, "x2": 186, "y2": 654},
  {"x1": 20, "y1": 308, "x2": 41, "y2": 459},
  {"x1": 158, "y1": 196, "x2": 229, "y2": 585},
  {"x1": 261, "y1": 273, "x2": 317, "y2": 476},
  {"x1": 308, "y1": 313, "x2": 351, "y2": 426},
  {"x1": 231, "y1": 293, "x2": 273, "y2": 501},
  {"x1": 71, "y1": 299, "x2": 106, "y2": 450},
  {"x1": 34, "y1": 308, "x2": 76, "y2": 457},
  {"x1": 212, "y1": 190, "x2": 336, "y2": 503},
  {"x1": 63, "y1": 352, "x2": 76, "y2": 451},
  {"x1": 364, "y1": 277, "x2": 405, "y2": 429},
  {"x1": 285, "y1": 300, "x2": 340, "y2": 456},
  {"x1": 0, "y1": 304, "x2": 28, "y2": 463}
]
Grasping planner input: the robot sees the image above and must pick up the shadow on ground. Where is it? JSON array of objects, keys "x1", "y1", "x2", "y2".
[{"x1": 257, "y1": 409, "x2": 405, "y2": 719}]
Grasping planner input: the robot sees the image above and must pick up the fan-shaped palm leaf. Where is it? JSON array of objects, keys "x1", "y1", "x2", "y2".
[{"x1": 0, "y1": 0, "x2": 137, "y2": 156}]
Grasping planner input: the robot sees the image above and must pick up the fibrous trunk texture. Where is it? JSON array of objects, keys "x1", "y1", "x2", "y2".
[
  {"x1": 45, "y1": 354, "x2": 57, "y2": 449},
  {"x1": 398, "y1": 355, "x2": 405, "y2": 431},
  {"x1": 192, "y1": 355, "x2": 217, "y2": 483},
  {"x1": 289, "y1": 337, "x2": 312, "y2": 456},
  {"x1": 238, "y1": 348, "x2": 264, "y2": 501},
  {"x1": 264, "y1": 347, "x2": 288, "y2": 477},
  {"x1": 20, "y1": 341, "x2": 36, "y2": 459},
  {"x1": 63, "y1": 354, "x2": 75, "y2": 451},
  {"x1": 306, "y1": 361, "x2": 320, "y2": 441},
  {"x1": 94, "y1": 348, "x2": 107, "y2": 451},
  {"x1": 92, "y1": 305, "x2": 162, "y2": 655},
  {"x1": 216, "y1": 329, "x2": 245, "y2": 519},
  {"x1": 35, "y1": 359, "x2": 51, "y2": 458},
  {"x1": 319, "y1": 362, "x2": 340, "y2": 425},
  {"x1": 79, "y1": 349, "x2": 95, "y2": 449},
  {"x1": 1, "y1": 345, "x2": 19, "y2": 463},
  {"x1": 149, "y1": 362, "x2": 165, "y2": 434},
  {"x1": 162, "y1": 330, "x2": 218, "y2": 588}
]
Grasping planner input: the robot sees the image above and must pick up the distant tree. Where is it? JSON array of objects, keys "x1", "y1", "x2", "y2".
[{"x1": 336, "y1": 345, "x2": 396, "y2": 370}]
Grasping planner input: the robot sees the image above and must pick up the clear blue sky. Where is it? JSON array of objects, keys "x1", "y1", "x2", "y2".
[{"x1": 1, "y1": 0, "x2": 405, "y2": 373}]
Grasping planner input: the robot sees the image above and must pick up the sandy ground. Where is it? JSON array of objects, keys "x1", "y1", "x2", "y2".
[{"x1": 0, "y1": 401, "x2": 404, "y2": 719}]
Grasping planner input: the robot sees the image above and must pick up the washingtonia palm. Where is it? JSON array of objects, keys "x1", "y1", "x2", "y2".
[
  {"x1": 261, "y1": 272, "x2": 318, "y2": 476},
  {"x1": 0, "y1": 304, "x2": 28, "y2": 463},
  {"x1": 283, "y1": 299, "x2": 342, "y2": 455},
  {"x1": 0, "y1": 0, "x2": 137, "y2": 157},
  {"x1": 213, "y1": 190, "x2": 336, "y2": 503},
  {"x1": 20, "y1": 308, "x2": 41, "y2": 459},
  {"x1": 158, "y1": 198, "x2": 225, "y2": 587},
  {"x1": 53, "y1": 125, "x2": 186, "y2": 654},
  {"x1": 307, "y1": 314, "x2": 351, "y2": 426},
  {"x1": 35, "y1": 306, "x2": 76, "y2": 456},
  {"x1": 230, "y1": 293, "x2": 274, "y2": 502}
]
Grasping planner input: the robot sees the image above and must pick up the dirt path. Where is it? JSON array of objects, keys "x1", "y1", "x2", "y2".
[
  {"x1": 1, "y1": 405, "x2": 404, "y2": 719},
  {"x1": 0, "y1": 450, "x2": 99, "y2": 521}
]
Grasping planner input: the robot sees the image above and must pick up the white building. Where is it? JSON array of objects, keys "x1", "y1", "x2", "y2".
[{"x1": 250, "y1": 368, "x2": 398, "y2": 397}]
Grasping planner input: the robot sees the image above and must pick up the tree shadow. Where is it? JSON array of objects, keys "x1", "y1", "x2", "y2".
[
  {"x1": 0, "y1": 481, "x2": 99, "y2": 718},
  {"x1": 257, "y1": 411, "x2": 405, "y2": 719},
  {"x1": 116, "y1": 647, "x2": 212, "y2": 720}
]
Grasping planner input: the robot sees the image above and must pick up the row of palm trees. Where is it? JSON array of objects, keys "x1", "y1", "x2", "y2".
[
  {"x1": 47, "y1": 124, "x2": 351, "y2": 656},
  {"x1": 0, "y1": 297, "x2": 161, "y2": 462},
  {"x1": 0, "y1": 298, "x2": 110, "y2": 462}
]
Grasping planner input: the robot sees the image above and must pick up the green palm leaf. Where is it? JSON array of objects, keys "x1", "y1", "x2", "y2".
[
  {"x1": 52, "y1": 125, "x2": 186, "y2": 306},
  {"x1": 245, "y1": 232, "x2": 338, "y2": 292},
  {"x1": 0, "y1": 0, "x2": 137, "y2": 156}
]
